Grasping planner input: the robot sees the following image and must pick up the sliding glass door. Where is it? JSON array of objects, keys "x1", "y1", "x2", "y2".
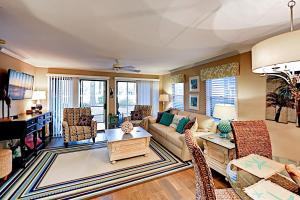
[
  {"x1": 80, "y1": 80, "x2": 107, "y2": 130},
  {"x1": 117, "y1": 81, "x2": 137, "y2": 117}
]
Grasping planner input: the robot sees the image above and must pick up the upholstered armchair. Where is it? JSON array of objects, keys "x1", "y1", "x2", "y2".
[
  {"x1": 124, "y1": 105, "x2": 153, "y2": 127},
  {"x1": 62, "y1": 108, "x2": 97, "y2": 147}
]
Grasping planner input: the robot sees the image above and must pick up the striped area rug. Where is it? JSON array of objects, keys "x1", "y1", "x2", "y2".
[{"x1": 0, "y1": 139, "x2": 192, "y2": 200}]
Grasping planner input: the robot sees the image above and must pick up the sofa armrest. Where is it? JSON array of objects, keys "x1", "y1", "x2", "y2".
[
  {"x1": 91, "y1": 120, "x2": 97, "y2": 137},
  {"x1": 140, "y1": 116, "x2": 154, "y2": 131},
  {"x1": 148, "y1": 116, "x2": 157, "y2": 124}
]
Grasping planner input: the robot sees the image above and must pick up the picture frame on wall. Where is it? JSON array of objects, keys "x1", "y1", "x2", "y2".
[
  {"x1": 189, "y1": 94, "x2": 199, "y2": 110},
  {"x1": 189, "y1": 76, "x2": 199, "y2": 92}
]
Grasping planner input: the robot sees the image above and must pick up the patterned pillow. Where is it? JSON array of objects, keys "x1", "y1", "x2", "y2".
[
  {"x1": 170, "y1": 115, "x2": 185, "y2": 129},
  {"x1": 183, "y1": 119, "x2": 195, "y2": 132},
  {"x1": 131, "y1": 110, "x2": 143, "y2": 120},
  {"x1": 156, "y1": 112, "x2": 164, "y2": 123},
  {"x1": 77, "y1": 115, "x2": 93, "y2": 126}
]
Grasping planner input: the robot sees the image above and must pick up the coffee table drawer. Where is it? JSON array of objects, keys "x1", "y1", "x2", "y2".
[{"x1": 111, "y1": 138, "x2": 146, "y2": 152}]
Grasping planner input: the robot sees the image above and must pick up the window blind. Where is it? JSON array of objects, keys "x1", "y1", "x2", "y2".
[
  {"x1": 172, "y1": 83, "x2": 184, "y2": 110},
  {"x1": 48, "y1": 76, "x2": 74, "y2": 137},
  {"x1": 206, "y1": 77, "x2": 237, "y2": 117}
]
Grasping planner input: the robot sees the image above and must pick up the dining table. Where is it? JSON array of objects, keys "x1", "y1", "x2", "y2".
[{"x1": 227, "y1": 156, "x2": 300, "y2": 200}]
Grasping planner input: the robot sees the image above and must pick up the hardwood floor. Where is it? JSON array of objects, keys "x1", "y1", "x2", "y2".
[
  {"x1": 91, "y1": 169, "x2": 230, "y2": 200},
  {"x1": 47, "y1": 133, "x2": 230, "y2": 200}
]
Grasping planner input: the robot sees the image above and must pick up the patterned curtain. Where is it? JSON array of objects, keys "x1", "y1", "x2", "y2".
[
  {"x1": 48, "y1": 76, "x2": 74, "y2": 137},
  {"x1": 170, "y1": 74, "x2": 185, "y2": 83},
  {"x1": 200, "y1": 62, "x2": 240, "y2": 81}
]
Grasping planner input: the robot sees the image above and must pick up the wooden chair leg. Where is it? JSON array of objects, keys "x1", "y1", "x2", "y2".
[
  {"x1": 64, "y1": 142, "x2": 68, "y2": 148},
  {"x1": 92, "y1": 137, "x2": 95, "y2": 143}
]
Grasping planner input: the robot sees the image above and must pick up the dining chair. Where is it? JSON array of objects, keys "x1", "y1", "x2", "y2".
[
  {"x1": 231, "y1": 120, "x2": 272, "y2": 159},
  {"x1": 184, "y1": 130, "x2": 240, "y2": 200}
]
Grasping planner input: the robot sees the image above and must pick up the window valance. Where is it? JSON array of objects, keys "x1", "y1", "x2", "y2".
[
  {"x1": 200, "y1": 62, "x2": 240, "y2": 81},
  {"x1": 170, "y1": 74, "x2": 185, "y2": 83}
]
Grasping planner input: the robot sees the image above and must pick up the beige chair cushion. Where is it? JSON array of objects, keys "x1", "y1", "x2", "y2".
[
  {"x1": 69, "y1": 126, "x2": 92, "y2": 135},
  {"x1": 130, "y1": 120, "x2": 142, "y2": 126},
  {"x1": 189, "y1": 113, "x2": 214, "y2": 132},
  {"x1": 149, "y1": 123, "x2": 175, "y2": 138}
]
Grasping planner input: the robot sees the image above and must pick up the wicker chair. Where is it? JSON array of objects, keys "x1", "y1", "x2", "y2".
[
  {"x1": 184, "y1": 130, "x2": 240, "y2": 200},
  {"x1": 231, "y1": 120, "x2": 272, "y2": 159},
  {"x1": 125, "y1": 105, "x2": 152, "y2": 127},
  {"x1": 0, "y1": 149, "x2": 12, "y2": 180},
  {"x1": 62, "y1": 108, "x2": 97, "y2": 147}
]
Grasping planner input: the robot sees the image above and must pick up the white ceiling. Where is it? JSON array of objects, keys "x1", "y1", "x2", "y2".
[{"x1": 1, "y1": 0, "x2": 300, "y2": 74}]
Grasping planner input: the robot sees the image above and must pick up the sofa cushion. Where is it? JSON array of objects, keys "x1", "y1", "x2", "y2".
[
  {"x1": 189, "y1": 113, "x2": 214, "y2": 132},
  {"x1": 166, "y1": 131, "x2": 185, "y2": 148},
  {"x1": 178, "y1": 110, "x2": 190, "y2": 117},
  {"x1": 170, "y1": 108, "x2": 180, "y2": 115},
  {"x1": 176, "y1": 118, "x2": 190, "y2": 133},
  {"x1": 149, "y1": 123, "x2": 175, "y2": 138},
  {"x1": 159, "y1": 112, "x2": 174, "y2": 126},
  {"x1": 130, "y1": 120, "x2": 142, "y2": 126},
  {"x1": 170, "y1": 115, "x2": 185, "y2": 129}
]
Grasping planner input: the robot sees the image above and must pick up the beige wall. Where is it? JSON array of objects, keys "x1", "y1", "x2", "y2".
[
  {"x1": 0, "y1": 53, "x2": 47, "y2": 116},
  {"x1": 161, "y1": 52, "x2": 300, "y2": 160}
]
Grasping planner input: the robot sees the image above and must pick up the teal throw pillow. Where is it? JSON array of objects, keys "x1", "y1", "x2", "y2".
[
  {"x1": 159, "y1": 112, "x2": 174, "y2": 126},
  {"x1": 176, "y1": 118, "x2": 190, "y2": 133}
]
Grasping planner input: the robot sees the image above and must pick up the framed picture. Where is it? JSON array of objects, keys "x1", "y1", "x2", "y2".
[
  {"x1": 189, "y1": 94, "x2": 199, "y2": 110},
  {"x1": 189, "y1": 76, "x2": 199, "y2": 92}
]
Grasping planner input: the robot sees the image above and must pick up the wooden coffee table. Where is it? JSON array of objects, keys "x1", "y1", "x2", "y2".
[{"x1": 105, "y1": 127, "x2": 152, "y2": 164}]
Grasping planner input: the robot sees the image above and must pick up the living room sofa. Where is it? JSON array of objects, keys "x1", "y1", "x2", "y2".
[{"x1": 147, "y1": 110, "x2": 217, "y2": 161}]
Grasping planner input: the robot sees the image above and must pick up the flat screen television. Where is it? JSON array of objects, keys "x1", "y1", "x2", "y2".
[{"x1": 7, "y1": 69, "x2": 34, "y2": 100}]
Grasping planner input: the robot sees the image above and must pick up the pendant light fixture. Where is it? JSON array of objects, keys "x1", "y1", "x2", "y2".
[{"x1": 252, "y1": 0, "x2": 300, "y2": 86}]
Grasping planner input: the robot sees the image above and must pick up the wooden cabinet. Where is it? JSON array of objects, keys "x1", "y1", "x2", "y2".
[{"x1": 0, "y1": 111, "x2": 53, "y2": 168}]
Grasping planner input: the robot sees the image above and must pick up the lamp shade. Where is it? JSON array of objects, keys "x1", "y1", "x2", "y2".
[
  {"x1": 32, "y1": 91, "x2": 46, "y2": 100},
  {"x1": 159, "y1": 94, "x2": 169, "y2": 102},
  {"x1": 213, "y1": 104, "x2": 236, "y2": 120},
  {"x1": 252, "y1": 29, "x2": 300, "y2": 73}
]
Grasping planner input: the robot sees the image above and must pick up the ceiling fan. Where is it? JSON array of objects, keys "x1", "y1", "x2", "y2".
[{"x1": 112, "y1": 59, "x2": 141, "y2": 73}]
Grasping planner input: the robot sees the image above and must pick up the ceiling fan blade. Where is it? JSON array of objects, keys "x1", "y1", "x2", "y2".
[
  {"x1": 125, "y1": 68, "x2": 141, "y2": 73},
  {"x1": 122, "y1": 65, "x2": 135, "y2": 69}
]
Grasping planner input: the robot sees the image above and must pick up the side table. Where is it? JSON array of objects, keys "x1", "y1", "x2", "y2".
[{"x1": 199, "y1": 133, "x2": 235, "y2": 177}]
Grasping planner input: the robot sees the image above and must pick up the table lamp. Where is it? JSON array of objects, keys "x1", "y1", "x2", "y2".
[
  {"x1": 159, "y1": 94, "x2": 169, "y2": 111},
  {"x1": 32, "y1": 91, "x2": 46, "y2": 112},
  {"x1": 213, "y1": 104, "x2": 236, "y2": 138}
]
